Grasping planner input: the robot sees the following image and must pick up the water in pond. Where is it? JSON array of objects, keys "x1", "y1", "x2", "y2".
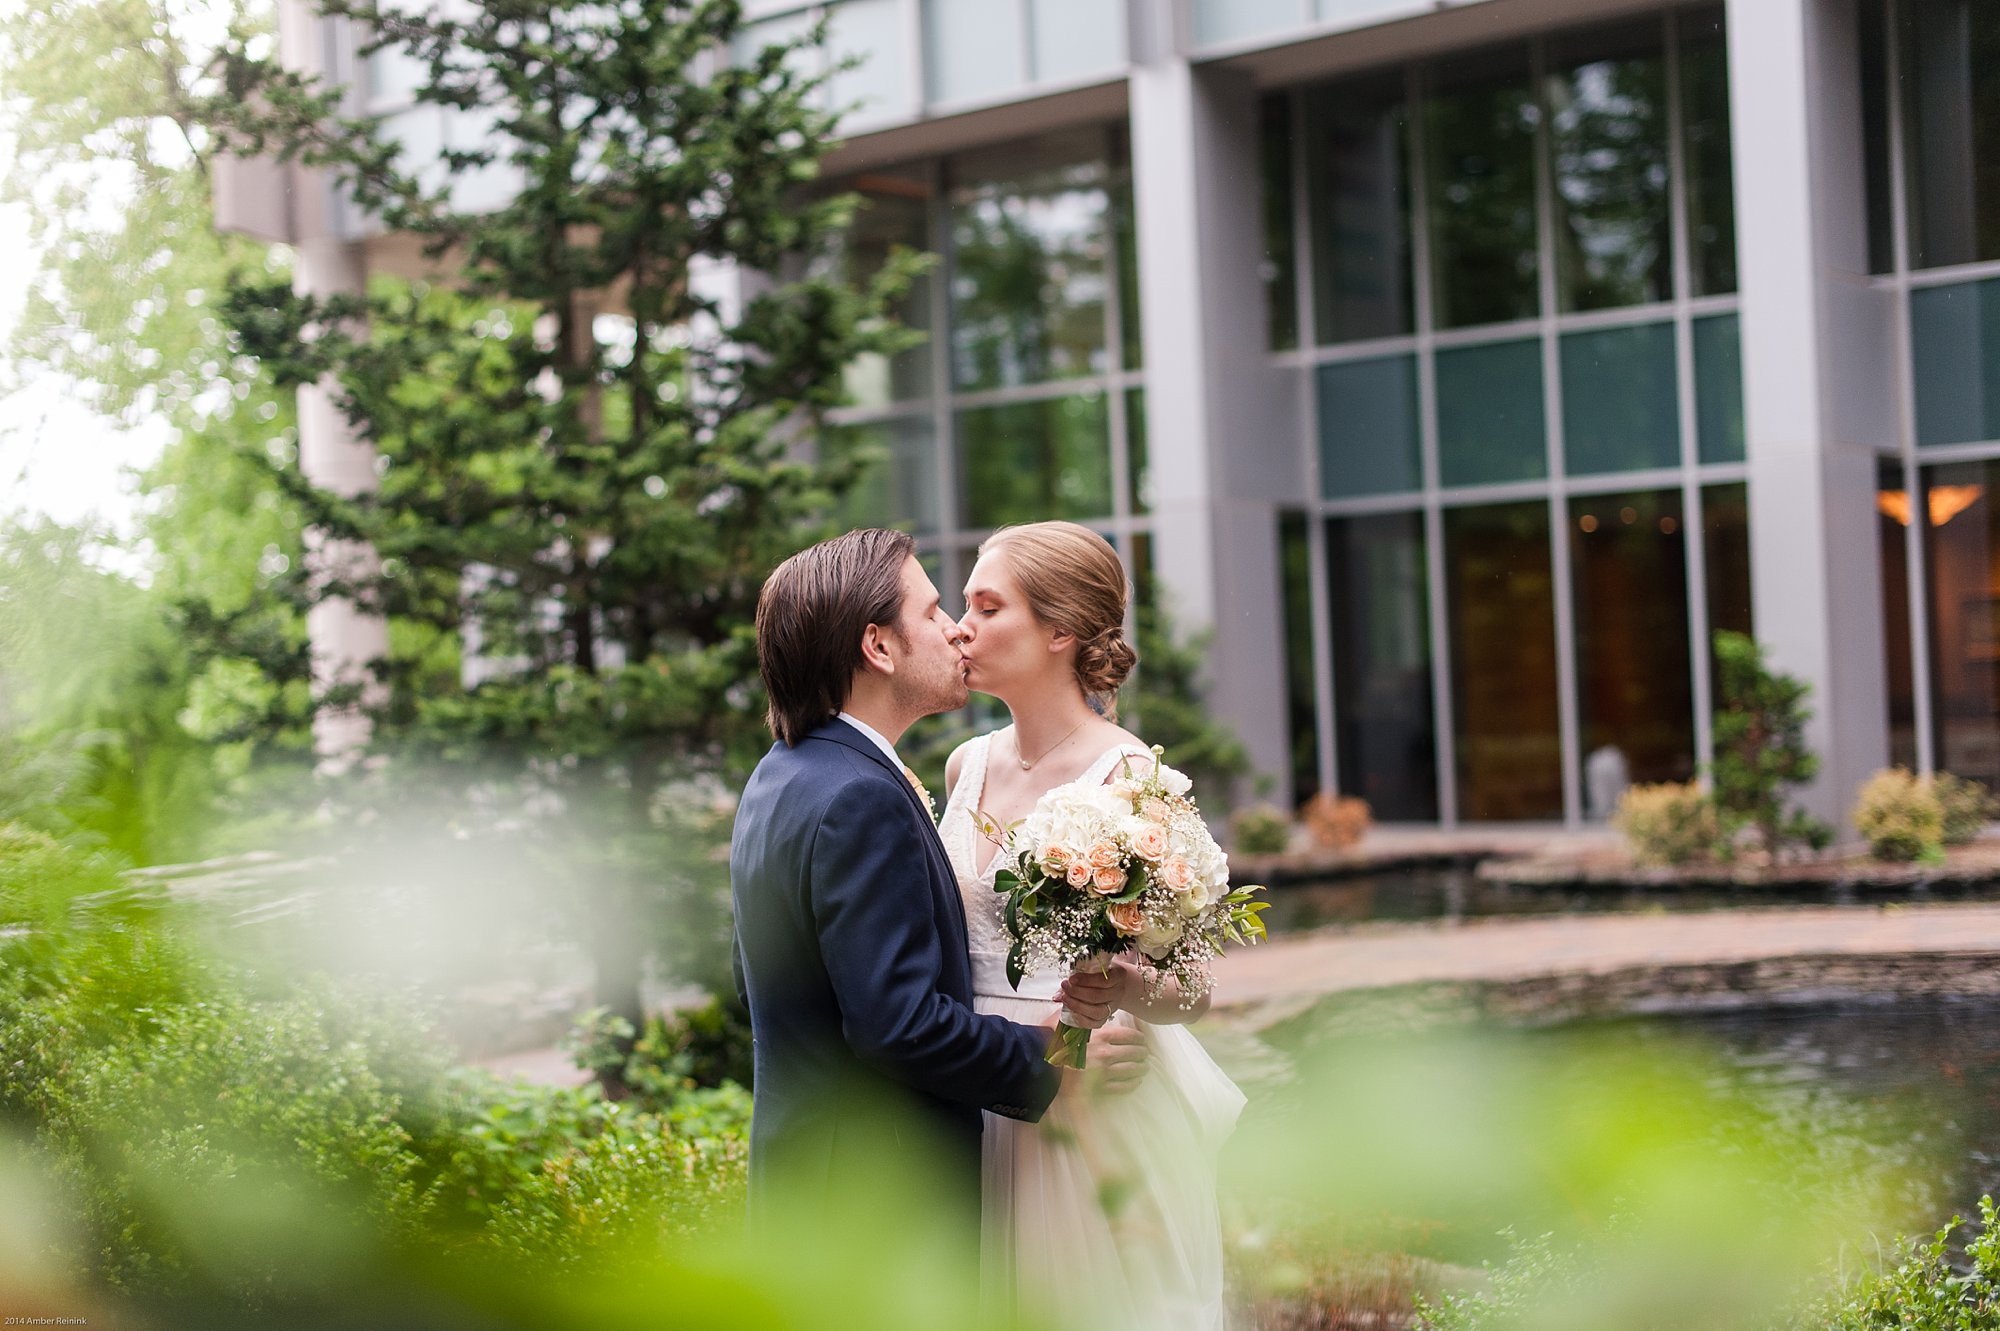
[
  {"x1": 1260, "y1": 865, "x2": 2000, "y2": 934},
  {"x1": 1639, "y1": 997, "x2": 2000, "y2": 1232}
]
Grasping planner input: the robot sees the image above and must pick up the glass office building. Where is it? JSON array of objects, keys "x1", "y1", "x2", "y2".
[{"x1": 225, "y1": 0, "x2": 2000, "y2": 829}]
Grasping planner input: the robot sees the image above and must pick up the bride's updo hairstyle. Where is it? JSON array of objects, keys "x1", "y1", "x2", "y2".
[{"x1": 978, "y1": 522, "x2": 1138, "y2": 717}]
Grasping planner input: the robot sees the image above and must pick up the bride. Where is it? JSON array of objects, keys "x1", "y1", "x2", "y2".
[{"x1": 939, "y1": 521, "x2": 1246, "y2": 1330}]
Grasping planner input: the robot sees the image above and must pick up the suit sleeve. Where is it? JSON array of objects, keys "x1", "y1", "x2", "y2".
[{"x1": 809, "y1": 776, "x2": 1060, "y2": 1121}]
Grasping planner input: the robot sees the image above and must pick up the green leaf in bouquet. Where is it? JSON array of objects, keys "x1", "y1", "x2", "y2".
[
  {"x1": 1005, "y1": 940, "x2": 1026, "y2": 991},
  {"x1": 994, "y1": 867, "x2": 1020, "y2": 895}
]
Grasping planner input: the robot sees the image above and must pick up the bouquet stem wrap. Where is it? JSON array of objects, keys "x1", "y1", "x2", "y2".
[{"x1": 1050, "y1": 951, "x2": 1115, "y2": 1069}]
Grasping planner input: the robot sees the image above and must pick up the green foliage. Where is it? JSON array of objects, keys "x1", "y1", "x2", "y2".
[
  {"x1": 1710, "y1": 631, "x2": 1833, "y2": 860},
  {"x1": 1414, "y1": 1230, "x2": 1588, "y2": 1331},
  {"x1": 1231, "y1": 804, "x2": 1292, "y2": 855},
  {"x1": 564, "y1": 998, "x2": 754, "y2": 1108},
  {"x1": 1933, "y1": 772, "x2": 1996, "y2": 846},
  {"x1": 1796, "y1": 1197, "x2": 2000, "y2": 1331},
  {"x1": 1614, "y1": 780, "x2": 1722, "y2": 867},
  {"x1": 190, "y1": 0, "x2": 929, "y2": 1036},
  {"x1": 1853, "y1": 768, "x2": 1946, "y2": 864},
  {"x1": 1, "y1": 0, "x2": 316, "y2": 859}
]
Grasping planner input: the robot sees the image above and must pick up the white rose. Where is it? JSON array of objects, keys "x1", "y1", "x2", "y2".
[
  {"x1": 1137, "y1": 916, "x2": 1183, "y2": 959},
  {"x1": 1155, "y1": 762, "x2": 1193, "y2": 798}
]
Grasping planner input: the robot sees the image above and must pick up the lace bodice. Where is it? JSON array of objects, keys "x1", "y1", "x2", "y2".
[{"x1": 938, "y1": 731, "x2": 1155, "y2": 1000}]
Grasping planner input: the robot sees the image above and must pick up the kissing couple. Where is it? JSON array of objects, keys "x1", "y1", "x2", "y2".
[{"x1": 731, "y1": 522, "x2": 1245, "y2": 1329}]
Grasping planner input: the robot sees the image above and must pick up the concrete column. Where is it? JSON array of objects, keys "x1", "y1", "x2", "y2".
[
  {"x1": 1728, "y1": 0, "x2": 1892, "y2": 832},
  {"x1": 1128, "y1": 14, "x2": 1303, "y2": 803},
  {"x1": 277, "y1": 0, "x2": 390, "y2": 767}
]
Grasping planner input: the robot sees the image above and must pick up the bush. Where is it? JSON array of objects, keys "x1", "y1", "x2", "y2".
[
  {"x1": 1712, "y1": 632, "x2": 1833, "y2": 859},
  {"x1": 1231, "y1": 804, "x2": 1291, "y2": 855},
  {"x1": 1794, "y1": 1196, "x2": 2000, "y2": 1330},
  {"x1": 1933, "y1": 772, "x2": 1995, "y2": 846},
  {"x1": 1614, "y1": 782, "x2": 1721, "y2": 866},
  {"x1": 1853, "y1": 769, "x2": 1945, "y2": 863},
  {"x1": 1300, "y1": 793, "x2": 1372, "y2": 850},
  {"x1": 565, "y1": 997, "x2": 754, "y2": 1106}
]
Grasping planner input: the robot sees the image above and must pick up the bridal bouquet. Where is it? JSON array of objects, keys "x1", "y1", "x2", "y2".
[{"x1": 982, "y1": 746, "x2": 1268, "y2": 1068}]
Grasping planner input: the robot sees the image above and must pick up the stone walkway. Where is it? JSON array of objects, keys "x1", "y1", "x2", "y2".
[{"x1": 1211, "y1": 901, "x2": 2000, "y2": 1012}]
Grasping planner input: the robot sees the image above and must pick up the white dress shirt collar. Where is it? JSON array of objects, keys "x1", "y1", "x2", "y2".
[{"x1": 836, "y1": 711, "x2": 901, "y2": 769}]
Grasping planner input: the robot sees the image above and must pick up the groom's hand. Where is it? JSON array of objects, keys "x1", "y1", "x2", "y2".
[{"x1": 1084, "y1": 1024, "x2": 1148, "y2": 1097}]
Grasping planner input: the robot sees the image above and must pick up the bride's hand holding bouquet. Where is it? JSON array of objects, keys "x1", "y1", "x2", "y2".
[{"x1": 979, "y1": 745, "x2": 1269, "y2": 1069}]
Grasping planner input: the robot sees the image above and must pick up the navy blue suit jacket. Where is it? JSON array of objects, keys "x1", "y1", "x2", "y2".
[{"x1": 729, "y1": 716, "x2": 1059, "y2": 1221}]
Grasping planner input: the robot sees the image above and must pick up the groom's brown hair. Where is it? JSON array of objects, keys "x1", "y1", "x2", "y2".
[{"x1": 756, "y1": 528, "x2": 916, "y2": 746}]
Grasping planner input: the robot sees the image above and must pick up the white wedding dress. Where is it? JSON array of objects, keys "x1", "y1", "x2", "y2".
[{"x1": 939, "y1": 733, "x2": 1246, "y2": 1331}]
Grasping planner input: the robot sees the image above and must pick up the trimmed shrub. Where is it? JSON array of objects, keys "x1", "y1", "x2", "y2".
[
  {"x1": 1614, "y1": 782, "x2": 1721, "y2": 866},
  {"x1": 1231, "y1": 804, "x2": 1292, "y2": 855},
  {"x1": 1933, "y1": 771, "x2": 1996, "y2": 846},
  {"x1": 1300, "y1": 793, "x2": 1372, "y2": 850},
  {"x1": 1853, "y1": 768, "x2": 1945, "y2": 863}
]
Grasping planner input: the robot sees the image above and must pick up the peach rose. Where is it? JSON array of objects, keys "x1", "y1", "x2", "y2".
[
  {"x1": 1066, "y1": 860, "x2": 1094, "y2": 889},
  {"x1": 1040, "y1": 844, "x2": 1072, "y2": 875},
  {"x1": 1106, "y1": 900, "x2": 1144, "y2": 935},
  {"x1": 1108, "y1": 778, "x2": 1141, "y2": 802},
  {"x1": 1131, "y1": 825, "x2": 1168, "y2": 863},
  {"x1": 1161, "y1": 856, "x2": 1195, "y2": 892},
  {"x1": 1142, "y1": 798, "x2": 1173, "y2": 824},
  {"x1": 1091, "y1": 866, "x2": 1128, "y2": 895},
  {"x1": 1086, "y1": 840, "x2": 1122, "y2": 871}
]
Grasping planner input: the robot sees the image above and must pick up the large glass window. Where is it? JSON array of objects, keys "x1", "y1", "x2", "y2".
[
  {"x1": 827, "y1": 0, "x2": 910, "y2": 127},
  {"x1": 1702, "y1": 481, "x2": 1753, "y2": 681},
  {"x1": 1445, "y1": 501, "x2": 1563, "y2": 820},
  {"x1": 1547, "y1": 20, "x2": 1672, "y2": 313},
  {"x1": 1425, "y1": 46, "x2": 1541, "y2": 330},
  {"x1": 1329, "y1": 512, "x2": 1439, "y2": 820},
  {"x1": 1279, "y1": 512, "x2": 1321, "y2": 806},
  {"x1": 1679, "y1": 5, "x2": 1737, "y2": 296},
  {"x1": 834, "y1": 416, "x2": 940, "y2": 534},
  {"x1": 1879, "y1": 460, "x2": 1919, "y2": 771},
  {"x1": 1307, "y1": 74, "x2": 1413, "y2": 344},
  {"x1": 1900, "y1": 0, "x2": 2000, "y2": 270},
  {"x1": 1191, "y1": 0, "x2": 1298, "y2": 49},
  {"x1": 1030, "y1": 0, "x2": 1124, "y2": 87},
  {"x1": 1921, "y1": 459, "x2": 2000, "y2": 787},
  {"x1": 837, "y1": 171, "x2": 934, "y2": 409},
  {"x1": 1693, "y1": 313, "x2": 1745, "y2": 464},
  {"x1": 925, "y1": 0, "x2": 1024, "y2": 104},
  {"x1": 1569, "y1": 489, "x2": 1695, "y2": 796},
  {"x1": 957, "y1": 394, "x2": 1112, "y2": 528},
  {"x1": 949, "y1": 131, "x2": 1112, "y2": 391},
  {"x1": 1262, "y1": 93, "x2": 1301, "y2": 352}
]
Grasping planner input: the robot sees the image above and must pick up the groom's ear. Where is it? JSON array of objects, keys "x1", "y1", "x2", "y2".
[{"x1": 859, "y1": 621, "x2": 896, "y2": 676}]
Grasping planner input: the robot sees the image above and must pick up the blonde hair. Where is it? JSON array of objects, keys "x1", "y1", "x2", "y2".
[{"x1": 978, "y1": 522, "x2": 1138, "y2": 716}]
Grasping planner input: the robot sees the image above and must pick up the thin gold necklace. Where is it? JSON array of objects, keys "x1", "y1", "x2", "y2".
[{"x1": 1015, "y1": 718, "x2": 1088, "y2": 771}]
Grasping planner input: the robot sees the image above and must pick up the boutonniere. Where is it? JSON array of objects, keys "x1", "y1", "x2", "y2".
[{"x1": 902, "y1": 764, "x2": 937, "y2": 820}]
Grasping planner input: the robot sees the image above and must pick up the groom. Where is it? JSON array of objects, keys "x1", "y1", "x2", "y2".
[{"x1": 730, "y1": 528, "x2": 1138, "y2": 1239}]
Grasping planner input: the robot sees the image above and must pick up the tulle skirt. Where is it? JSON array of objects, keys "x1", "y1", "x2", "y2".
[{"x1": 974, "y1": 990, "x2": 1245, "y2": 1331}]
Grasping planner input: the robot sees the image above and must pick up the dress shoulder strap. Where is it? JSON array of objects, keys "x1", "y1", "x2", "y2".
[
  {"x1": 957, "y1": 730, "x2": 995, "y2": 812},
  {"x1": 1079, "y1": 742, "x2": 1157, "y2": 789}
]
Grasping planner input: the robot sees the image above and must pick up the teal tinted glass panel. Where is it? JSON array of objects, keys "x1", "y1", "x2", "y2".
[
  {"x1": 1693, "y1": 312, "x2": 1745, "y2": 463},
  {"x1": 1547, "y1": 19, "x2": 1672, "y2": 312},
  {"x1": 1192, "y1": 0, "x2": 1297, "y2": 47},
  {"x1": 1125, "y1": 387, "x2": 1149, "y2": 514},
  {"x1": 838, "y1": 170, "x2": 934, "y2": 409},
  {"x1": 1912, "y1": 278, "x2": 2000, "y2": 447},
  {"x1": 832, "y1": 416, "x2": 939, "y2": 534},
  {"x1": 1901, "y1": 0, "x2": 2000, "y2": 269},
  {"x1": 957, "y1": 394, "x2": 1112, "y2": 527},
  {"x1": 1860, "y1": 0, "x2": 1894, "y2": 274},
  {"x1": 949, "y1": 130, "x2": 1110, "y2": 391},
  {"x1": 1111, "y1": 126, "x2": 1142, "y2": 370},
  {"x1": 1316, "y1": 355, "x2": 1420, "y2": 498},
  {"x1": 1307, "y1": 73, "x2": 1413, "y2": 344},
  {"x1": 1679, "y1": 6, "x2": 1739, "y2": 294},
  {"x1": 1426, "y1": 46, "x2": 1541, "y2": 329},
  {"x1": 1560, "y1": 321, "x2": 1679, "y2": 474},
  {"x1": 1436, "y1": 338, "x2": 1546, "y2": 487}
]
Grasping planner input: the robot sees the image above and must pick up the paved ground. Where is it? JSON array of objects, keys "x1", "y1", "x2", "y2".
[{"x1": 1210, "y1": 900, "x2": 2000, "y2": 1010}]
